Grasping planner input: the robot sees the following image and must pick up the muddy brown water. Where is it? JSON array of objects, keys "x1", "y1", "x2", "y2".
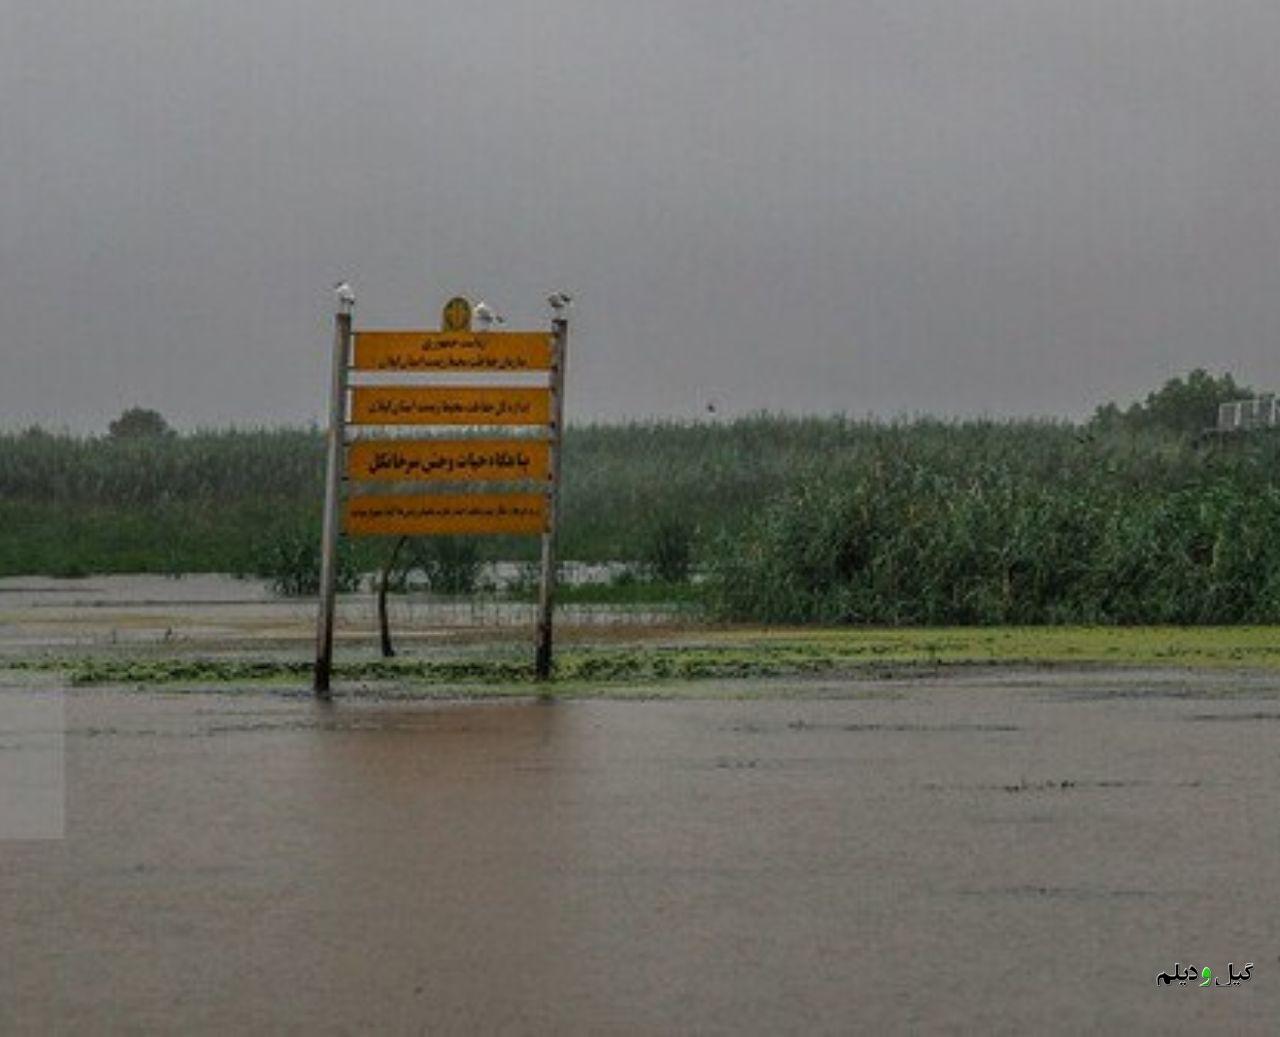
[{"x1": 2, "y1": 674, "x2": 1277, "y2": 1034}]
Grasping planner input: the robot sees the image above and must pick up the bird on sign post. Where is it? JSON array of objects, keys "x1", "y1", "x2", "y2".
[
  {"x1": 333, "y1": 281, "x2": 355, "y2": 311},
  {"x1": 474, "y1": 300, "x2": 506, "y2": 330}
]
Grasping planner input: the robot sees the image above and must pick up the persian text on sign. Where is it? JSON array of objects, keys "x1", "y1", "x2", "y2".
[
  {"x1": 346, "y1": 439, "x2": 551, "y2": 483},
  {"x1": 350, "y1": 386, "x2": 552, "y2": 426},
  {"x1": 344, "y1": 493, "x2": 549, "y2": 536},
  {"x1": 353, "y1": 331, "x2": 553, "y2": 372}
]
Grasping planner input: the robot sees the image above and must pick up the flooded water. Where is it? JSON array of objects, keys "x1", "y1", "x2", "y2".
[
  {"x1": 0, "y1": 574, "x2": 691, "y2": 650},
  {"x1": 2, "y1": 679, "x2": 1277, "y2": 1033}
]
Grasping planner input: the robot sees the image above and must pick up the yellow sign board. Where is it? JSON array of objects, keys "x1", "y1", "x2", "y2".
[
  {"x1": 346, "y1": 439, "x2": 551, "y2": 483},
  {"x1": 353, "y1": 331, "x2": 553, "y2": 372},
  {"x1": 344, "y1": 493, "x2": 548, "y2": 536},
  {"x1": 350, "y1": 386, "x2": 551, "y2": 426}
]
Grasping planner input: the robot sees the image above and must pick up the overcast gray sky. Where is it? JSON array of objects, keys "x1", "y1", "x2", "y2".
[{"x1": 4, "y1": 1, "x2": 1279, "y2": 431}]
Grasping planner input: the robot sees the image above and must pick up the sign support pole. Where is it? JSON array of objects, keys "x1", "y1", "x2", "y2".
[
  {"x1": 314, "y1": 298, "x2": 353, "y2": 697},
  {"x1": 535, "y1": 311, "x2": 569, "y2": 680}
]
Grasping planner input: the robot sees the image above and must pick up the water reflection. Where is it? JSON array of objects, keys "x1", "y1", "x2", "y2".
[{"x1": 282, "y1": 698, "x2": 580, "y2": 1028}]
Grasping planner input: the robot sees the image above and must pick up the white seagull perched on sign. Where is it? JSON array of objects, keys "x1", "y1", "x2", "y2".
[
  {"x1": 333, "y1": 281, "x2": 355, "y2": 308},
  {"x1": 547, "y1": 291, "x2": 573, "y2": 313},
  {"x1": 474, "y1": 300, "x2": 506, "y2": 329}
]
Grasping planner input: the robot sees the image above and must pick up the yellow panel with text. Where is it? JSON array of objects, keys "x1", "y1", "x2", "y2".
[
  {"x1": 343, "y1": 493, "x2": 549, "y2": 536},
  {"x1": 350, "y1": 386, "x2": 551, "y2": 426},
  {"x1": 346, "y1": 439, "x2": 550, "y2": 483},
  {"x1": 353, "y1": 331, "x2": 553, "y2": 372}
]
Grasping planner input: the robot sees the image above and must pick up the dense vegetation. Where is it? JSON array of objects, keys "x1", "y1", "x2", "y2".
[
  {"x1": 706, "y1": 422, "x2": 1280, "y2": 624},
  {"x1": 0, "y1": 417, "x2": 875, "y2": 577},
  {"x1": 0, "y1": 428, "x2": 325, "y2": 577},
  {"x1": 3, "y1": 370, "x2": 1277, "y2": 624}
]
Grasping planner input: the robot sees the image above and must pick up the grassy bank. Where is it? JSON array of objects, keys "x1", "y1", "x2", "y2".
[{"x1": 11, "y1": 626, "x2": 1280, "y2": 690}]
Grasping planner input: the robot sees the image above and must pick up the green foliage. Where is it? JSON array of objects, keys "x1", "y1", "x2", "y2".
[
  {"x1": 252, "y1": 527, "x2": 360, "y2": 597},
  {"x1": 0, "y1": 500, "x2": 270, "y2": 577},
  {"x1": 639, "y1": 513, "x2": 695, "y2": 583},
  {"x1": 559, "y1": 413, "x2": 867, "y2": 559},
  {"x1": 703, "y1": 429, "x2": 1280, "y2": 625},
  {"x1": 412, "y1": 536, "x2": 483, "y2": 595},
  {"x1": 8, "y1": 399, "x2": 1280, "y2": 625},
  {"x1": 0, "y1": 427, "x2": 323, "y2": 505},
  {"x1": 31, "y1": 627, "x2": 1280, "y2": 689},
  {"x1": 108, "y1": 407, "x2": 174, "y2": 440},
  {"x1": 368, "y1": 535, "x2": 484, "y2": 597},
  {"x1": 1091, "y1": 369, "x2": 1251, "y2": 435}
]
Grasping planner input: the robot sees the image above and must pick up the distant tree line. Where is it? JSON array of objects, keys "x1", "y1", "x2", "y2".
[{"x1": 1090, "y1": 369, "x2": 1252, "y2": 436}]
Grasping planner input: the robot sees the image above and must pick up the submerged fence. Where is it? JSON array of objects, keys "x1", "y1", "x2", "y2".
[
  {"x1": 365, "y1": 561, "x2": 703, "y2": 630},
  {"x1": 371, "y1": 594, "x2": 702, "y2": 629}
]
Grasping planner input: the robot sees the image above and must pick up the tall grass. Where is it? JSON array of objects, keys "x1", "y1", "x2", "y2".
[
  {"x1": 700, "y1": 422, "x2": 1280, "y2": 624},
  {"x1": 3, "y1": 417, "x2": 1280, "y2": 623},
  {"x1": 0, "y1": 428, "x2": 331, "y2": 576}
]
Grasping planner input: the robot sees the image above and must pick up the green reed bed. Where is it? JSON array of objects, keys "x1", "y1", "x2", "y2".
[{"x1": 5, "y1": 417, "x2": 1280, "y2": 625}]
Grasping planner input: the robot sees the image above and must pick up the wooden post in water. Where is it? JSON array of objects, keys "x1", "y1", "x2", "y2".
[
  {"x1": 314, "y1": 293, "x2": 353, "y2": 697},
  {"x1": 535, "y1": 306, "x2": 569, "y2": 680}
]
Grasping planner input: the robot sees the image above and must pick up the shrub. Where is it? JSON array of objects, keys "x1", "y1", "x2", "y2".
[
  {"x1": 702, "y1": 456, "x2": 1280, "y2": 626},
  {"x1": 640, "y1": 513, "x2": 695, "y2": 583},
  {"x1": 254, "y1": 528, "x2": 360, "y2": 597},
  {"x1": 414, "y1": 536, "x2": 482, "y2": 595}
]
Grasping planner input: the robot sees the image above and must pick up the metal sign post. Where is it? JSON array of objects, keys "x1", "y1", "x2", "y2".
[
  {"x1": 536, "y1": 310, "x2": 568, "y2": 680},
  {"x1": 314, "y1": 289, "x2": 570, "y2": 696},
  {"x1": 314, "y1": 293, "x2": 353, "y2": 697}
]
